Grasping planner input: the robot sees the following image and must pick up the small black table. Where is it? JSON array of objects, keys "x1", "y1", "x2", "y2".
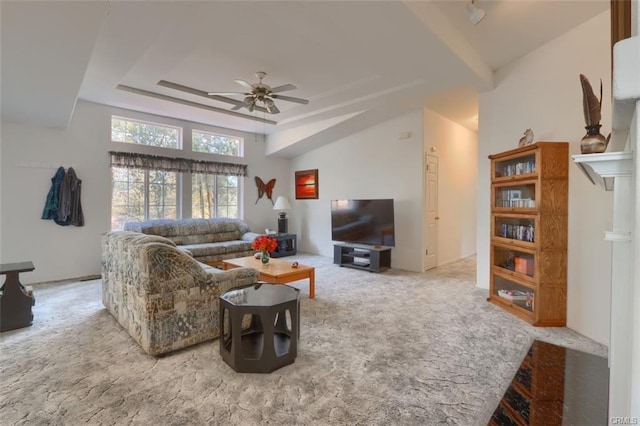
[
  {"x1": 219, "y1": 283, "x2": 300, "y2": 373},
  {"x1": 270, "y1": 233, "x2": 297, "y2": 258},
  {"x1": 1, "y1": 261, "x2": 36, "y2": 332}
]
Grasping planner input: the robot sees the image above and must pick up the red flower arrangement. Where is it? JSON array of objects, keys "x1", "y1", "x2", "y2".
[{"x1": 252, "y1": 235, "x2": 278, "y2": 253}]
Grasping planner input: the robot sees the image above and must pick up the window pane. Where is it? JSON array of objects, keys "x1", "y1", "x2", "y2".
[
  {"x1": 191, "y1": 173, "x2": 238, "y2": 218},
  {"x1": 217, "y1": 174, "x2": 238, "y2": 186},
  {"x1": 149, "y1": 170, "x2": 177, "y2": 220},
  {"x1": 111, "y1": 167, "x2": 177, "y2": 230},
  {"x1": 111, "y1": 116, "x2": 180, "y2": 149},
  {"x1": 111, "y1": 167, "x2": 145, "y2": 230},
  {"x1": 192, "y1": 130, "x2": 242, "y2": 157},
  {"x1": 227, "y1": 188, "x2": 238, "y2": 206},
  {"x1": 191, "y1": 173, "x2": 215, "y2": 219}
]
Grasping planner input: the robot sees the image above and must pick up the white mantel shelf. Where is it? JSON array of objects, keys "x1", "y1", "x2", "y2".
[{"x1": 572, "y1": 151, "x2": 633, "y2": 191}]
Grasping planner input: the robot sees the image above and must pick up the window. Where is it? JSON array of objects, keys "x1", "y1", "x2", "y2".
[
  {"x1": 111, "y1": 167, "x2": 178, "y2": 230},
  {"x1": 192, "y1": 174, "x2": 238, "y2": 219},
  {"x1": 111, "y1": 116, "x2": 181, "y2": 149},
  {"x1": 192, "y1": 130, "x2": 242, "y2": 157},
  {"x1": 110, "y1": 116, "x2": 246, "y2": 230}
]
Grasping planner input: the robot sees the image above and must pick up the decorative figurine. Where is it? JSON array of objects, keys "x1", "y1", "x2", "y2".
[
  {"x1": 579, "y1": 74, "x2": 610, "y2": 154},
  {"x1": 518, "y1": 128, "x2": 534, "y2": 147}
]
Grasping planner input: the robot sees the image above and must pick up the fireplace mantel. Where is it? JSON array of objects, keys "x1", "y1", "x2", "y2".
[{"x1": 572, "y1": 151, "x2": 633, "y2": 190}]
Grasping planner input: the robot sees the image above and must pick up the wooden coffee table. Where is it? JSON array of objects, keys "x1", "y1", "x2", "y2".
[{"x1": 223, "y1": 256, "x2": 315, "y2": 299}]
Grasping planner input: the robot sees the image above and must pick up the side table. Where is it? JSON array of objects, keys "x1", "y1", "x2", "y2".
[
  {"x1": 220, "y1": 283, "x2": 300, "y2": 373},
  {"x1": 271, "y1": 233, "x2": 297, "y2": 258},
  {"x1": 1, "y1": 261, "x2": 36, "y2": 332}
]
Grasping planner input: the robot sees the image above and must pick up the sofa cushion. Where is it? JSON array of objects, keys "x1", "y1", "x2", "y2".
[
  {"x1": 180, "y1": 242, "x2": 227, "y2": 258},
  {"x1": 219, "y1": 240, "x2": 254, "y2": 253},
  {"x1": 123, "y1": 218, "x2": 251, "y2": 245},
  {"x1": 177, "y1": 231, "x2": 241, "y2": 246}
]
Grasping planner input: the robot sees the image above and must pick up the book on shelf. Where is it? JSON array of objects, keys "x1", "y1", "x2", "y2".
[
  {"x1": 514, "y1": 257, "x2": 534, "y2": 276},
  {"x1": 507, "y1": 198, "x2": 535, "y2": 208},
  {"x1": 500, "y1": 224, "x2": 535, "y2": 242},
  {"x1": 498, "y1": 190, "x2": 535, "y2": 208},
  {"x1": 500, "y1": 160, "x2": 536, "y2": 177},
  {"x1": 497, "y1": 289, "x2": 528, "y2": 301}
]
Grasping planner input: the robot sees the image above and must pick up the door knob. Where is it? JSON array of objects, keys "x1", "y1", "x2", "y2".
[{"x1": 435, "y1": 216, "x2": 440, "y2": 220}]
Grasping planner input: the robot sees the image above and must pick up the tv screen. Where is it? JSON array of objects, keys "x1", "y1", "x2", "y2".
[{"x1": 331, "y1": 199, "x2": 395, "y2": 246}]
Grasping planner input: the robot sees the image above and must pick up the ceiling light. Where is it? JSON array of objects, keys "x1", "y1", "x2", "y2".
[{"x1": 467, "y1": 0, "x2": 486, "y2": 25}]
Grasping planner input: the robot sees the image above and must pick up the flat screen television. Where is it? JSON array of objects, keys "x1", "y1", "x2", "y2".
[{"x1": 331, "y1": 199, "x2": 395, "y2": 246}]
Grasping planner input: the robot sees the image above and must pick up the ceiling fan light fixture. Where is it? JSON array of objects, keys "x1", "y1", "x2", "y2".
[
  {"x1": 264, "y1": 98, "x2": 280, "y2": 114},
  {"x1": 209, "y1": 71, "x2": 309, "y2": 114},
  {"x1": 467, "y1": 0, "x2": 486, "y2": 26}
]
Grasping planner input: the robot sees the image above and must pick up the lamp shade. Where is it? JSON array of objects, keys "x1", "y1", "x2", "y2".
[{"x1": 273, "y1": 196, "x2": 291, "y2": 211}]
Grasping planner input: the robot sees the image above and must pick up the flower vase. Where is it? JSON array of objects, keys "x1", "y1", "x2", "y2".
[
  {"x1": 580, "y1": 124, "x2": 608, "y2": 154},
  {"x1": 261, "y1": 250, "x2": 270, "y2": 265}
]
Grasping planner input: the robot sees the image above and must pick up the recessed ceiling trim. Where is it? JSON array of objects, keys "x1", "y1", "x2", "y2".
[{"x1": 116, "y1": 84, "x2": 277, "y2": 125}]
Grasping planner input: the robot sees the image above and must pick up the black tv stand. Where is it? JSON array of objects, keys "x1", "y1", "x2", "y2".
[{"x1": 333, "y1": 243, "x2": 391, "y2": 273}]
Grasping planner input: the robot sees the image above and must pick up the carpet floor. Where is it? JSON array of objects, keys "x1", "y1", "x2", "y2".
[{"x1": 0, "y1": 254, "x2": 606, "y2": 425}]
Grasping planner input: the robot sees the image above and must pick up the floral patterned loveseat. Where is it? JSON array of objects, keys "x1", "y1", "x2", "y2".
[
  {"x1": 101, "y1": 231, "x2": 259, "y2": 356},
  {"x1": 123, "y1": 218, "x2": 259, "y2": 266}
]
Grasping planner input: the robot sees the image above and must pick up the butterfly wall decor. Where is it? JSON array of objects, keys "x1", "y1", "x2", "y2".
[{"x1": 255, "y1": 176, "x2": 276, "y2": 205}]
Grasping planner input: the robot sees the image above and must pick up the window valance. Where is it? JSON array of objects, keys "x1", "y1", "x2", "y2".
[{"x1": 108, "y1": 151, "x2": 248, "y2": 177}]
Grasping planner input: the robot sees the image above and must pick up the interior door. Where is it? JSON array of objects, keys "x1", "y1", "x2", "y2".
[{"x1": 425, "y1": 154, "x2": 439, "y2": 270}]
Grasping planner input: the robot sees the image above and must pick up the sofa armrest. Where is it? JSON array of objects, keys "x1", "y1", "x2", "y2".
[
  {"x1": 207, "y1": 267, "x2": 259, "y2": 296},
  {"x1": 178, "y1": 246, "x2": 193, "y2": 257},
  {"x1": 241, "y1": 232, "x2": 260, "y2": 243},
  {"x1": 140, "y1": 242, "x2": 208, "y2": 293},
  {"x1": 142, "y1": 242, "x2": 258, "y2": 295}
]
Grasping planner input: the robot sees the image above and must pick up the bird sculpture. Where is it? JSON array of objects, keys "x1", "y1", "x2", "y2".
[{"x1": 518, "y1": 128, "x2": 534, "y2": 147}]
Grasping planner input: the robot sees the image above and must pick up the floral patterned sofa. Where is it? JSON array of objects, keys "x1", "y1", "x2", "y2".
[
  {"x1": 101, "y1": 231, "x2": 259, "y2": 356},
  {"x1": 123, "y1": 218, "x2": 260, "y2": 266}
]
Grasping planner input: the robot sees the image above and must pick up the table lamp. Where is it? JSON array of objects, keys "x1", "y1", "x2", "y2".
[{"x1": 273, "y1": 196, "x2": 291, "y2": 234}]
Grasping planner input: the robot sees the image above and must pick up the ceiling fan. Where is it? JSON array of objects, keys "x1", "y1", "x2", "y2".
[{"x1": 208, "y1": 71, "x2": 309, "y2": 114}]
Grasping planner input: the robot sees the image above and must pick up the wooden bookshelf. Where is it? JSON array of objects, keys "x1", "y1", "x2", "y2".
[{"x1": 488, "y1": 142, "x2": 568, "y2": 326}]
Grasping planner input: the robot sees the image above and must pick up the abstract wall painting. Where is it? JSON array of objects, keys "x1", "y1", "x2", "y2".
[{"x1": 295, "y1": 169, "x2": 318, "y2": 200}]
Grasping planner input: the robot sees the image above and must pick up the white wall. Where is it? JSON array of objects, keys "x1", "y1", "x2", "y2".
[
  {"x1": 0, "y1": 100, "x2": 289, "y2": 283},
  {"x1": 289, "y1": 111, "x2": 425, "y2": 272},
  {"x1": 477, "y1": 11, "x2": 612, "y2": 345},
  {"x1": 424, "y1": 108, "x2": 478, "y2": 265}
]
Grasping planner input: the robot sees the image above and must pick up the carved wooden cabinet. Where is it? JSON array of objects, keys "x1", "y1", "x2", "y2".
[{"x1": 488, "y1": 142, "x2": 568, "y2": 326}]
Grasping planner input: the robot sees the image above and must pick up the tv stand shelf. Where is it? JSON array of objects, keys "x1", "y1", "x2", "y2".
[{"x1": 333, "y1": 243, "x2": 391, "y2": 272}]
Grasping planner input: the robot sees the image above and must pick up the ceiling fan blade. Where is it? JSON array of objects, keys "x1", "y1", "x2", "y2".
[
  {"x1": 269, "y1": 83, "x2": 297, "y2": 93},
  {"x1": 207, "y1": 91, "x2": 247, "y2": 96},
  {"x1": 270, "y1": 94, "x2": 309, "y2": 105},
  {"x1": 234, "y1": 79, "x2": 254, "y2": 90},
  {"x1": 230, "y1": 104, "x2": 244, "y2": 111}
]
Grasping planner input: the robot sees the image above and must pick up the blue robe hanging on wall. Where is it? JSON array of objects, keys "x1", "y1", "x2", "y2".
[{"x1": 42, "y1": 167, "x2": 65, "y2": 220}]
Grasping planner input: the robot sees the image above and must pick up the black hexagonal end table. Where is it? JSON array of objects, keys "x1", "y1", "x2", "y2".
[{"x1": 220, "y1": 283, "x2": 300, "y2": 373}]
